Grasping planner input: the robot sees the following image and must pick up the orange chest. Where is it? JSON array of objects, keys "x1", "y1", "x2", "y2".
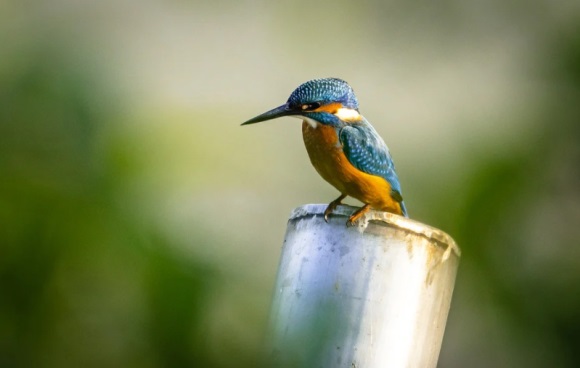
[
  {"x1": 302, "y1": 121, "x2": 341, "y2": 163},
  {"x1": 301, "y1": 121, "x2": 353, "y2": 185}
]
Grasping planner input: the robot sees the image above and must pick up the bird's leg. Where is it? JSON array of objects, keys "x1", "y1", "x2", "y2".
[
  {"x1": 346, "y1": 204, "x2": 371, "y2": 227},
  {"x1": 324, "y1": 194, "x2": 347, "y2": 223}
]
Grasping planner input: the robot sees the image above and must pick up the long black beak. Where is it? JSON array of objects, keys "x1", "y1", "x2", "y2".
[{"x1": 241, "y1": 103, "x2": 294, "y2": 125}]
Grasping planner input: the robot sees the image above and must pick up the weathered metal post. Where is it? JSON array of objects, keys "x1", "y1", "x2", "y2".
[{"x1": 267, "y1": 204, "x2": 460, "y2": 368}]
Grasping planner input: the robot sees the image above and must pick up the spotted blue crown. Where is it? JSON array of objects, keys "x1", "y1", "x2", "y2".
[{"x1": 287, "y1": 78, "x2": 359, "y2": 110}]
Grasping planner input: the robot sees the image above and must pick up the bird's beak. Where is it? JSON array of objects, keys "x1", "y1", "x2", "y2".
[{"x1": 241, "y1": 103, "x2": 294, "y2": 125}]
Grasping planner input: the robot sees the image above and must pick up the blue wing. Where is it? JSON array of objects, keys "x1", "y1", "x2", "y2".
[{"x1": 339, "y1": 121, "x2": 407, "y2": 216}]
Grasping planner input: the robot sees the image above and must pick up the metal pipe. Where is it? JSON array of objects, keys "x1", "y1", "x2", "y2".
[{"x1": 266, "y1": 204, "x2": 461, "y2": 368}]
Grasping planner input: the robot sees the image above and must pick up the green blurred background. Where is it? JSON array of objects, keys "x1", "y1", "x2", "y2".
[{"x1": 1, "y1": 1, "x2": 579, "y2": 367}]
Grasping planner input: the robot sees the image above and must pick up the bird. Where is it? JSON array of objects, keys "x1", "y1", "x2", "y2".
[{"x1": 242, "y1": 78, "x2": 407, "y2": 226}]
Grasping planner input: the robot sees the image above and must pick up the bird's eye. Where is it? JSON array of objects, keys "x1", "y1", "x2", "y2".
[{"x1": 301, "y1": 102, "x2": 321, "y2": 111}]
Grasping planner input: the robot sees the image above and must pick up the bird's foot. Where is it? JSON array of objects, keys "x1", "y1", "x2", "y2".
[
  {"x1": 346, "y1": 205, "x2": 371, "y2": 227},
  {"x1": 324, "y1": 194, "x2": 347, "y2": 223}
]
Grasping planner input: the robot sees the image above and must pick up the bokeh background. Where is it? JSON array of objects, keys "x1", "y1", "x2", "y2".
[{"x1": 1, "y1": 1, "x2": 579, "y2": 367}]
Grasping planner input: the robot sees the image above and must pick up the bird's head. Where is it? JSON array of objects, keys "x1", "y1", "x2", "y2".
[{"x1": 242, "y1": 78, "x2": 361, "y2": 127}]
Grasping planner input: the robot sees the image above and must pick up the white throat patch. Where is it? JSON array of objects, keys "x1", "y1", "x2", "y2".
[{"x1": 291, "y1": 115, "x2": 318, "y2": 128}]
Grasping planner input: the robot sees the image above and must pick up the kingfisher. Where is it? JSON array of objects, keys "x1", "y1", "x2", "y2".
[{"x1": 242, "y1": 78, "x2": 407, "y2": 225}]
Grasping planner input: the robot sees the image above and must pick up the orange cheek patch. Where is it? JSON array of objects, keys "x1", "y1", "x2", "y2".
[
  {"x1": 314, "y1": 102, "x2": 343, "y2": 114},
  {"x1": 314, "y1": 103, "x2": 362, "y2": 122}
]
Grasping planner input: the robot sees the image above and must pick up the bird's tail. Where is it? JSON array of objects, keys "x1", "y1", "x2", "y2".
[{"x1": 400, "y1": 201, "x2": 408, "y2": 217}]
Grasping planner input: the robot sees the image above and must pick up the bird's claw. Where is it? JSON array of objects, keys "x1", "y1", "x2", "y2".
[
  {"x1": 345, "y1": 205, "x2": 371, "y2": 227},
  {"x1": 324, "y1": 194, "x2": 346, "y2": 223},
  {"x1": 323, "y1": 206, "x2": 333, "y2": 223}
]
